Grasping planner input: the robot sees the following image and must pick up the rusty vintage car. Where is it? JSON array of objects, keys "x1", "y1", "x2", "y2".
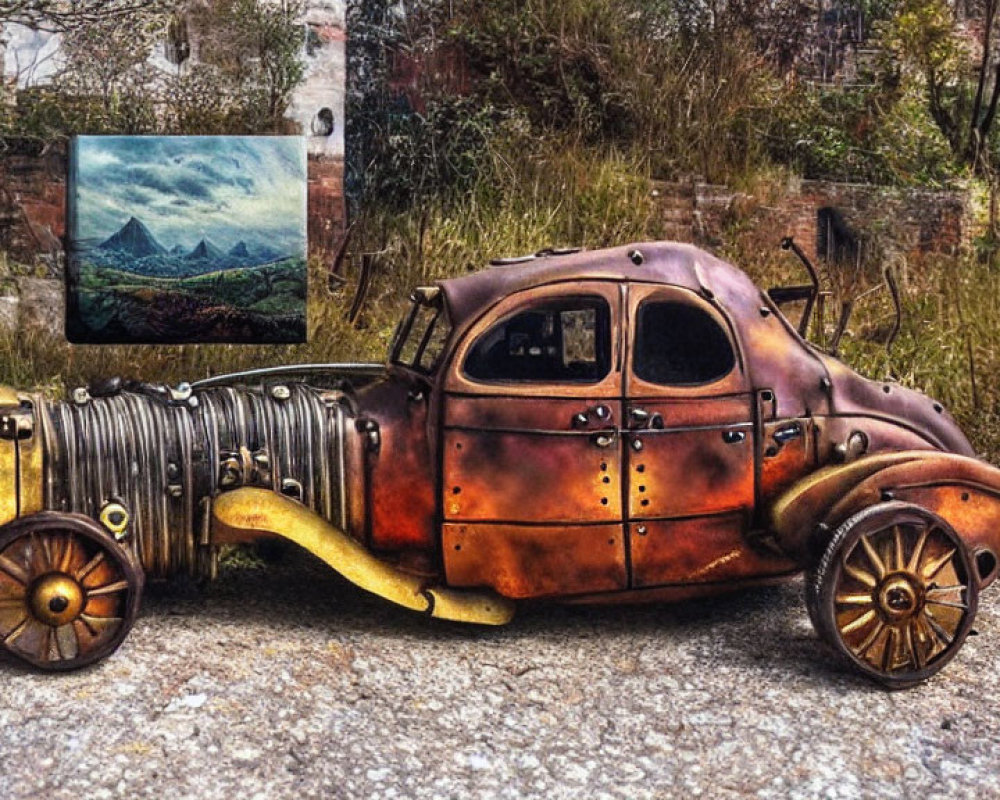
[{"x1": 0, "y1": 240, "x2": 996, "y2": 687}]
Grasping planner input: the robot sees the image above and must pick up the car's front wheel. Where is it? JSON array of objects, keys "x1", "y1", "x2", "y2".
[
  {"x1": 0, "y1": 512, "x2": 143, "y2": 670},
  {"x1": 807, "y1": 501, "x2": 978, "y2": 688}
]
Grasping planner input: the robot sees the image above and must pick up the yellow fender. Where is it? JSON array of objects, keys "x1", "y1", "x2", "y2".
[
  {"x1": 771, "y1": 450, "x2": 1000, "y2": 588},
  {"x1": 212, "y1": 487, "x2": 515, "y2": 625}
]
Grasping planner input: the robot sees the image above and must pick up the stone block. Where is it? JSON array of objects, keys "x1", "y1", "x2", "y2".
[
  {"x1": 0, "y1": 296, "x2": 20, "y2": 331},
  {"x1": 17, "y1": 277, "x2": 63, "y2": 336}
]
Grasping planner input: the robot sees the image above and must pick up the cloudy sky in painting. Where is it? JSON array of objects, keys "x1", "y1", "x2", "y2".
[{"x1": 72, "y1": 136, "x2": 306, "y2": 256}]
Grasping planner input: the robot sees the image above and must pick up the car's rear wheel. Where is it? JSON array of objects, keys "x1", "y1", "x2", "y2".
[
  {"x1": 0, "y1": 512, "x2": 143, "y2": 670},
  {"x1": 807, "y1": 501, "x2": 978, "y2": 688}
]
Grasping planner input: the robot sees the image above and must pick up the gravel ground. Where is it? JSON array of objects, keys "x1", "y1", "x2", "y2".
[{"x1": 1, "y1": 550, "x2": 998, "y2": 800}]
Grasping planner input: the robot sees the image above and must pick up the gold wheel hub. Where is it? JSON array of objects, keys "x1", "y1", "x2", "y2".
[
  {"x1": 28, "y1": 573, "x2": 85, "y2": 627},
  {"x1": 877, "y1": 574, "x2": 921, "y2": 622}
]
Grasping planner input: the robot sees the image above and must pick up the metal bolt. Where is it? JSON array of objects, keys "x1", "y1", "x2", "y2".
[
  {"x1": 636, "y1": 524, "x2": 647, "y2": 536},
  {"x1": 71, "y1": 387, "x2": 90, "y2": 405},
  {"x1": 628, "y1": 249, "x2": 644, "y2": 266},
  {"x1": 631, "y1": 438, "x2": 644, "y2": 452},
  {"x1": 271, "y1": 385, "x2": 291, "y2": 401},
  {"x1": 170, "y1": 382, "x2": 192, "y2": 402}
]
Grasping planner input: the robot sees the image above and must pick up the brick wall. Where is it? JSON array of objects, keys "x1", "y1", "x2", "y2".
[
  {"x1": 0, "y1": 149, "x2": 66, "y2": 271},
  {"x1": 307, "y1": 155, "x2": 346, "y2": 258},
  {"x1": 652, "y1": 178, "x2": 971, "y2": 265}
]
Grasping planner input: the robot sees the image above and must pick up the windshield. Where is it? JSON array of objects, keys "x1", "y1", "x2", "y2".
[{"x1": 390, "y1": 288, "x2": 452, "y2": 374}]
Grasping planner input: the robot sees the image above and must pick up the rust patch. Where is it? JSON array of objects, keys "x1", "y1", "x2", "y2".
[{"x1": 443, "y1": 522, "x2": 627, "y2": 598}]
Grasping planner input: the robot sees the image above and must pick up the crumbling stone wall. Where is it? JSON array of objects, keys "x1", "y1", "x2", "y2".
[
  {"x1": 0, "y1": 146, "x2": 66, "y2": 270},
  {"x1": 0, "y1": 145, "x2": 68, "y2": 333},
  {"x1": 308, "y1": 156, "x2": 346, "y2": 255},
  {"x1": 652, "y1": 178, "x2": 971, "y2": 265}
]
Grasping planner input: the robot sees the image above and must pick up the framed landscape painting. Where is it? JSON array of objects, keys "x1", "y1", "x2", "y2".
[{"x1": 66, "y1": 135, "x2": 308, "y2": 344}]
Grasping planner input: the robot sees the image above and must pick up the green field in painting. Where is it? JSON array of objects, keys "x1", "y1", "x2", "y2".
[{"x1": 71, "y1": 257, "x2": 307, "y2": 344}]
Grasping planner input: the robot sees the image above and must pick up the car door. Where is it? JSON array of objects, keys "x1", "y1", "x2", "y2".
[
  {"x1": 624, "y1": 283, "x2": 765, "y2": 588},
  {"x1": 440, "y1": 281, "x2": 627, "y2": 599}
]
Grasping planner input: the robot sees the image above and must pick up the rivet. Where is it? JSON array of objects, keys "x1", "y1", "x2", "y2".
[
  {"x1": 271, "y1": 385, "x2": 291, "y2": 401},
  {"x1": 636, "y1": 524, "x2": 647, "y2": 536},
  {"x1": 170, "y1": 382, "x2": 193, "y2": 402},
  {"x1": 71, "y1": 387, "x2": 90, "y2": 405}
]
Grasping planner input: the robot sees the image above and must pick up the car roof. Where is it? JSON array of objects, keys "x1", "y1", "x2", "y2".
[{"x1": 436, "y1": 241, "x2": 762, "y2": 331}]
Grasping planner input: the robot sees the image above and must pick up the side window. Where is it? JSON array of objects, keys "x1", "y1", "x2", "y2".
[
  {"x1": 464, "y1": 297, "x2": 610, "y2": 383},
  {"x1": 634, "y1": 301, "x2": 735, "y2": 385}
]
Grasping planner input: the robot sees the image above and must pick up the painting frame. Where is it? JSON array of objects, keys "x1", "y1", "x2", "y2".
[{"x1": 66, "y1": 135, "x2": 309, "y2": 345}]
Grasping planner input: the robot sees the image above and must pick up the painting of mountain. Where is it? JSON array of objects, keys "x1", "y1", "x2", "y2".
[{"x1": 66, "y1": 135, "x2": 308, "y2": 344}]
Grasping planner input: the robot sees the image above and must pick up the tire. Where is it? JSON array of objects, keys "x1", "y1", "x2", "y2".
[
  {"x1": 0, "y1": 512, "x2": 143, "y2": 670},
  {"x1": 806, "y1": 501, "x2": 978, "y2": 688}
]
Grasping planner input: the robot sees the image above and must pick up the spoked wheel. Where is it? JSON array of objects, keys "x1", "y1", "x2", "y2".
[
  {"x1": 807, "y1": 501, "x2": 978, "y2": 688},
  {"x1": 0, "y1": 513, "x2": 143, "y2": 670}
]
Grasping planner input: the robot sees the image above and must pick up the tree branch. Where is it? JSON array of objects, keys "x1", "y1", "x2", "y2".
[
  {"x1": 0, "y1": 0, "x2": 170, "y2": 33},
  {"x1": 969, "y1": 0, "x2": 998, "y2": 159}
]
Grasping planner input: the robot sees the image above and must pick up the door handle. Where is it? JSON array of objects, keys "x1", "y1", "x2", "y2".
[
  {"x1": 722, "y1": 429, "x2": 746, "y2": 444},
  {"x1": 773, "y1": 422, "x2": 803, "y2": 443}
]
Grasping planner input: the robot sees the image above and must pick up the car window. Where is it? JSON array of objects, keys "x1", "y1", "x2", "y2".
[
  {"x1": 634, "y1": 300, "x2": 735, "y2": 385},
  {"x1": 464, "y1": 297, "x2": 610, "y2": 383}
]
